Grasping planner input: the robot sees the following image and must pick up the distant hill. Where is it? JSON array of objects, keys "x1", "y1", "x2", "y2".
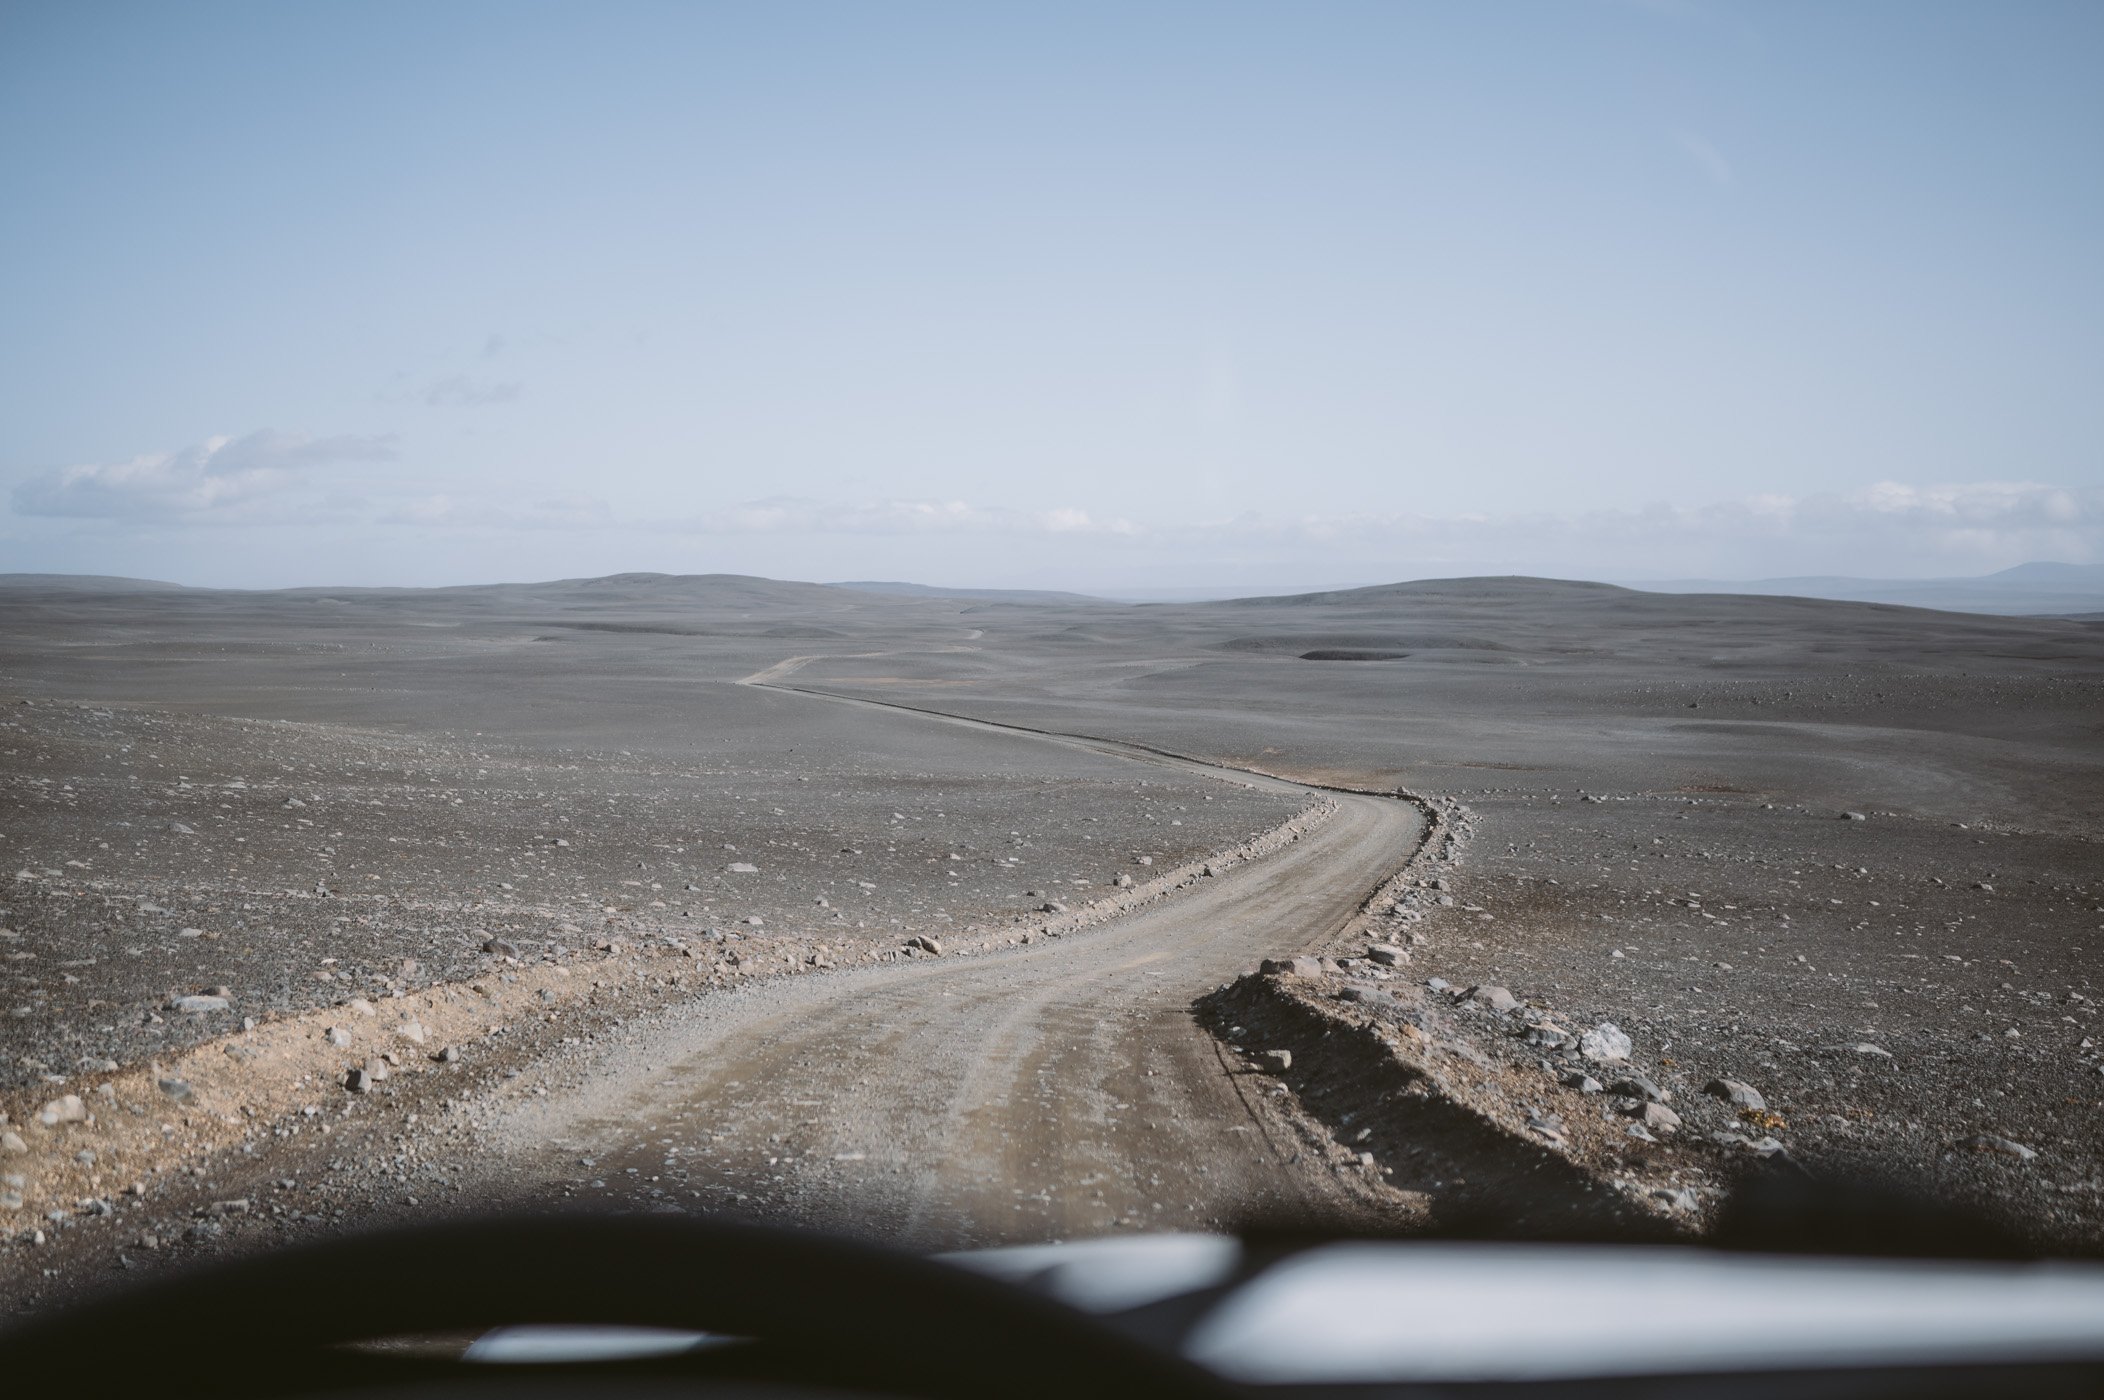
[
  {"x1": 832, "y1": 580, "x2": 1109, "y2": 605},
  {"x1": 0, "y1": 573, "x2": 188, "y2": 593},
  {"x1": 1209, "y1": 576, "x2": 1634, "y2": 608},
  {"x1": 1627, "y1": 562, "x2": 2104, "y2": 617}
]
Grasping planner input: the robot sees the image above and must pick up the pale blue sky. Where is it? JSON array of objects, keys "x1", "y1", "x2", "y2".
[{"x1": 3, "y1": 0, "x2": 2099, "y2": 589}]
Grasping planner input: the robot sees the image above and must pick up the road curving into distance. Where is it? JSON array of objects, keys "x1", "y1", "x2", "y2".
[{"x1": 477, "y1": 668, "x2": 1429, "y2": 1246}]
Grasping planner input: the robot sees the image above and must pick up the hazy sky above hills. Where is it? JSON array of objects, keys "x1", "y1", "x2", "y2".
[{"x1": 3, "y1": 1, "x2": 2100, "y2": 590}]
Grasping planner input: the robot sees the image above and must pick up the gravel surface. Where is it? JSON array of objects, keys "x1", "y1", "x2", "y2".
[{"x1": 3, "y1": 570, "x2": 2100, "y2": 1308}]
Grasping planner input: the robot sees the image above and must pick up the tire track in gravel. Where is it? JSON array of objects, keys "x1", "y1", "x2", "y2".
[{"x1": 474, "y1": 671, "x2": 1429, "y2": 1248}]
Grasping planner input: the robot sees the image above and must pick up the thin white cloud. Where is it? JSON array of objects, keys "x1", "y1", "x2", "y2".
[
  {"x1": 12, "y1": 430, "x2": 398, "y2": 521},
  {"x1": 1168, "y1": 481, "x2": 2100, "y2": 576},
  {"x1": 468, "y1": 481, "x2": 2099, "y2": 572},
  {"x1": 421, "y1": 374, "x2": 521, "y2": 407},
  {"x1": 13, "y1": 458, "x2": 2093, "y2": 581},
  {"x1": 663, "y1": 497, "x2": 1142, "y2": 537}
]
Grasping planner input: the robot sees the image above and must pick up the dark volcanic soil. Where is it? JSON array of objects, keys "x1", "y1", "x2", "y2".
[
  {"x1": 3, "y1": 570, "x2": 2102, "y2": 1302},
  {"x1": 793, "y1": 579, "x2": 2104, "y2": 1241},
  {"x1": 0, "y1": 693, "x2": 1297, "y2": 1094}
]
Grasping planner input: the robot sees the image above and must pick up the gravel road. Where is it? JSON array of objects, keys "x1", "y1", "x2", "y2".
[{"x1": 476, "y1": 687, "x2": 1426, "y2": 1246}]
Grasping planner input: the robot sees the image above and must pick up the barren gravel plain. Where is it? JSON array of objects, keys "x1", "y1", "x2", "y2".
[{"x1": 2, "y1": 571, "x2": 2101, "y2": 1311}]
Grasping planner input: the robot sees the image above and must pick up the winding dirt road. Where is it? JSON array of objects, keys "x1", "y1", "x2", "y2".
[{"x1": 478, "y1": 680, "x2": 1427, "y2": 1247}]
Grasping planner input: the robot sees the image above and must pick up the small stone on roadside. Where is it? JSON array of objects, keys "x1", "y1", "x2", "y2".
[
  {"x1": 38, "y1": 1095, "x2": 87, "y2": 1126},
  {"x1": 1580, "y1": 1022, "x2": 1633, "y2": 1063},
  {"x1": 1961, "y1": 1134, "x2": 2038, "y2": 1162},
  {"x1": 1636, "y1": 1102, "x2": 1682, "y2": 1134},
  {"x1": 1609, "y1": 1074, "x2": 1668, "y2": 1104},
  {"x1": 1703, "y1": 1078, "x2": 1767, "y2": 1111}
]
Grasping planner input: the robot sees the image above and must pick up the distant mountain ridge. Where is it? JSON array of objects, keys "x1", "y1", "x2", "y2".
[
  {"x1": 0, "y1": 573, "x2": 189, "y2": 592},
  {"x1": 1627, "y1": 562, "x2": 2104, "y2": 616},
  {"x1": 7, "y1": 564, "x2": 2099, "y2": 618},
  {"x1": 1209, "y1": 576, "x2": 1632, "y2": 608},
  {"x1": 832, "y1": 580, "x2": 1109, "y2": 605}
]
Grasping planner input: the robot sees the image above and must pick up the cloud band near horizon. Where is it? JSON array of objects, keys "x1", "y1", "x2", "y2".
[{"x1": 8, "y1": 431, "x2": 2099, "y2": 582}]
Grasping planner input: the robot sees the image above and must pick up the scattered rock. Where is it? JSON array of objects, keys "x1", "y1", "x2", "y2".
[
  {"x1": 725, "y1": 862, "x2": 759, "y2": 874},
  {"x1": 1609, "y1": 1073, "x2": 1668, "y2": 1104},
  {"x1": 168, "y1": 994, "x2": 229, "y2": 1015},
  {"x1": 482, "y1": 938, "x2": 519, "y2": 958},
  {"x1": 1840, "y1": 811, "x2": 1867, "y2": 822},
  {"x1": 1366, "y1": 944, "x2": 1409, "y2": 967},
  {"x1": 1041, "y1": 901, "x2": 1067, "y2": 914},
  {"x1": 2, "y1": 1131, "x2": 29, "y2": 1155},
  {"x1": 345, "y1": 998, "x2": 376, "y2": 1018},
  {"x1": 1260, "y1": 1049, "x2": 1293, "y2": 1073},
  {"x1": 1849, "y1": 1043, "x2": 1892, "y2": 1058},
  {"x1": 1113, "y1": 873, "x2": 1135, "y2": 888},
  {"x1": 344, "y1": 1068, "x2": 373, "y2": 1093},
  {"x1": 324, "y1": 1027, "x2": 352, "y2": 1048},
  {"x1": 1262, "y1": 956, "x2": 1324, "y2": 978},
  {"x1": 1579, "y1": 1022, "x2": 1633, "y2": 1063},
  {"x1": 1637, "y1": 1102, "x2": 1682, "y2": 1134},
  {"x1": 397, "y1": 1019, "x2": 427, "y2": 1046},
  {"x1": 37, "y1": 1095, "x2": 87, "y2": 1127},
  {"x1": 1559, "y1": 1070, "x2": 1603, "y2": 1094},
  {"x1": 156, "y1": 1078, "x2": 192, "y2": 1102},
  {"x1": 1468, "y1": 985, "x2": 1519, "y2": 1013},
  {"x1": 434, "y1": 1046, "x2": 460, "y2": 1064},
  {"x1": 1703, "y1": 1078, "x2": 1767, "y2": 1111},
  {"x1": 1961, "y1": 1134, "x2": 2038, "y2": 1162}
]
